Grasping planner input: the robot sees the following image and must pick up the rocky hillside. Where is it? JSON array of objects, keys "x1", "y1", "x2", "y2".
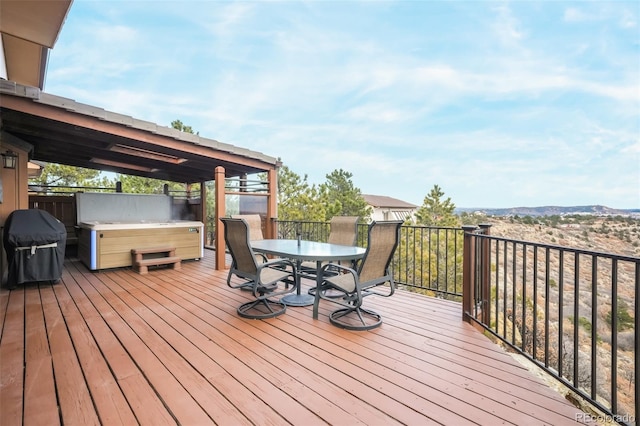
[
  {"x1": 474, "y1": 215, "x2": 639, "y2": 418},
  {"x1": 482, "y1": 215, "x2": 640, "y2": 258}
]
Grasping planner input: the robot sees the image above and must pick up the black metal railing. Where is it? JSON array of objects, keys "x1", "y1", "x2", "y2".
[
  {"x1": 463, "y1": 226, "x2": 639, "y2": 425},
  {"x1": 393, "y1": 224, "x2": 464, "y2": 299},
  {"x1": 28, "y1": 183, "x2": 120, "y2": 194},
  {"x1": 276, "y1": 220, "x2": 332, "y2": 242},
  {"x1": 275, "y1": 220, "x2": 465, "y2": 299}
]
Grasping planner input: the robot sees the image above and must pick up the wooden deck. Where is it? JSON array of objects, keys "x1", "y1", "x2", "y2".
[{"x1": 0, "y1": 252, "x2": 591, "y2": 425}]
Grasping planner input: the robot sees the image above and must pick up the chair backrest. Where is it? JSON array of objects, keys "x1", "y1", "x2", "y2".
[
  {"x1": 357, "y1": 221, "x2": 403, "y2": 283},
  {"x1": 327, "y1": 216, "x2": 359, "y2": 246},
  {"x1": 231, "y1": 214, "x2": 264, "y2": 241},
  {"x1": 221, "y1": 217, "x2": 259, "y2": 275}
]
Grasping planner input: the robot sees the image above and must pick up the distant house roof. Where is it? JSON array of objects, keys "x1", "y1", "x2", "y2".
[{"x1": 362, "y1": 194, "x2": 418, "y2": 209}]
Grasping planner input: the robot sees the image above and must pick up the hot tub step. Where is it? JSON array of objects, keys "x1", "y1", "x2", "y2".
[{"x1": 131, "y1": 246, "x2": 181, "y2": 275}]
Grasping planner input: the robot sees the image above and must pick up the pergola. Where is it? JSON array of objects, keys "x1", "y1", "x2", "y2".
[{"x1": 0, "y1": 0, "x2": 281, "y2": 270}]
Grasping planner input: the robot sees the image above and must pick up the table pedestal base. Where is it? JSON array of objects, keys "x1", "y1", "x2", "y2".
[{"x1": 281, "y1": 293, "x2": 315, "y2": 307}]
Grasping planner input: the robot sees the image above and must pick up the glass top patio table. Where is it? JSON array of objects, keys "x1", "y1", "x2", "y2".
[{"x1": 251, "y1": 239, "x2": 366, "y2": 307}]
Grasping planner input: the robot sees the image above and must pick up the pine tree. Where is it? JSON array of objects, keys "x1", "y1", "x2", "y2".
[
  {"x1": 406, "y1": 185, "x2": 462, "y2": 300},
  {"x1": 415, "y1": 184, "x2": 459, "y2": 227},
  {"x1": 276, "y1": 165, "x2": 325, "y2": 222},
  {"x1": 318, "y1": 169, "x2": 371, "y2": 221}
]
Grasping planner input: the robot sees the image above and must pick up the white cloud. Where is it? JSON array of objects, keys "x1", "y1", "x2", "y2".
[
  {"x1": 564, "y1": 7, "x2": 589, "y2": 23},
  {"x1": 620, "y1": 9, "x2": 638, "y2": 28},
  {"x1": 43, "y1": 0, "x2": 639, "y2": 209},
  {"x1": 491, "y1": 3, "x2": 525, "y2": 45}
]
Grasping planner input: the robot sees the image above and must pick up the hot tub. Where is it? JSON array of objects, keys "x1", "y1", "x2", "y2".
[{"x1": 78, "y1": 220, "x2": 204, "y2": 271}]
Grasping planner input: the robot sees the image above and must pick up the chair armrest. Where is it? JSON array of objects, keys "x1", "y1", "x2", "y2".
[
  {"x1": 361, "y1": 272, "x2": 396, "y2": 296},
  {"x1": 261, "y1": 258, "x2": 297, "y2": 274},
  {"x1": 320, "y1": 262, "x2": 356, "y2": 277},
  {"x1": 256, "y1": 258, "x2": 297, "y2": 292}
]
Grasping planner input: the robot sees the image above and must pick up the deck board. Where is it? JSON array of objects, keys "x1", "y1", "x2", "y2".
[
  {"x1": 68, "y1": 262, "x2": 215, "y2": 426},
  {"x1": 24, "y1": 287, "x2": 58, "y2": 426},
  {"x1": 110, "y1": 273, "x2": 344, "y2": 423},
  {"x1": 1, "y1": 290, "x2": 25, "y2": 426},
  {"x1": 40, "y1": 284, "x2": 100, "y2": 426},
  {"x1": 102, "y1": 269, "x2": 292, "y2": 425},
  {"x1": 135, "y1": 270, "x2": 422, "y2": 425},
  {"x1": 0, "y1": 252, "x2": 592, "y2": 425},
  {"x1": 62, "y1": 265, "x2": 177, "y2": 425},
  {"x1": 51, "y1": 277, "x2": 139, "y2": 425}
]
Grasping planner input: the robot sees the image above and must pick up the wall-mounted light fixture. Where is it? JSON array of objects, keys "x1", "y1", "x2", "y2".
[{"x1": 2, "y1": 150, "x2": 18, "y2": 169}]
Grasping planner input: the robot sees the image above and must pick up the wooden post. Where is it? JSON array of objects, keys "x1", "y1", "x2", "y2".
[
  {"x1": 266, "y1": 168, "x2": 278, "y2": 240},
  {"x1": 462, "y1": 225, "x2": 477, "y2": 322},
  {"x1": 214, "y1": 166, "x2": 226, "y2": 270},
  {"x1": 199, "y1": 180, "x2": 206, "y2": 233}
]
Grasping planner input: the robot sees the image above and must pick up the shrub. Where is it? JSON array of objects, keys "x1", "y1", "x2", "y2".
[
  {"x1": 578, "y1": 316, "x2": 592, "y2": 333},
  {"x1": 605, "y1": 299, "x2": 634, "y2": 331}
]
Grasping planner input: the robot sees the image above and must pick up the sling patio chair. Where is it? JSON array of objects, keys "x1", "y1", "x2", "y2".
[
  {"x1": 326, "y1": 215, "x2": 360, "y2": 246},
  {"x1": 231, "y1": 214, "x2": 264, "y2": 241},
  {"x1": 231, "y1": 214, "x2": 269, "y2": 274},
  {"x1": 312, "y1": 220, "x2": 403, "y2": 330},
  {"x1": 221, "y1": 217, "x2": 297, "y2": 319},
  {"x1": 301, "y1": 215, "x2": 359, "y2": 289}
]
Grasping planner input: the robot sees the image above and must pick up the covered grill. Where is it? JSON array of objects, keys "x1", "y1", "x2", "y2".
[{"x1": 3, "y1": 209, "x2": 66, "y2": 288}]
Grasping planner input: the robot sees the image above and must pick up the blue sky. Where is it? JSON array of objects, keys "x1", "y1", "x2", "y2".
[{"x1": 45, "y1": 0, "x2": 639, "y2": 209}]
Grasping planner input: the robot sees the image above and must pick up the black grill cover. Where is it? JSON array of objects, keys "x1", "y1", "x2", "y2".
[{"x1": 3, "y1": 209, "x2": 67, "y2": 287}]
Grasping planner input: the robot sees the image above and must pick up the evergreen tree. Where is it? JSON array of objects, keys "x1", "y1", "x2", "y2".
[
  {"x1": 415, "y1": 184, "x2": 459, "y2": 227},
  {"x1": 318, "y1": 169, "x2": 371, "y2": 221},
  {"x1": 406, "y1": 185, "x2": 462, "y2": 300},
  {"x1": 276, "y1": 166, "x2": 325, "y2": 221},
  {"x1": 171, "y1": 119, "x2": 199, "y2": 135}
]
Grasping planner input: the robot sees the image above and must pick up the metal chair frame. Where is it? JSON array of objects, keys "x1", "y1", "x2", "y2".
[
  {"x1": 221, "y1": 217, "x2": 296, "y2": 319},
  {"x1": 312, "y1": 220, "x2": 403, "y2": 330}
]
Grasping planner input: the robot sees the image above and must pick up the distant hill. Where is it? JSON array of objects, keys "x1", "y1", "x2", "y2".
[{"x1": 455, "y1": 205, "x2": 640, "y2": 217}]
